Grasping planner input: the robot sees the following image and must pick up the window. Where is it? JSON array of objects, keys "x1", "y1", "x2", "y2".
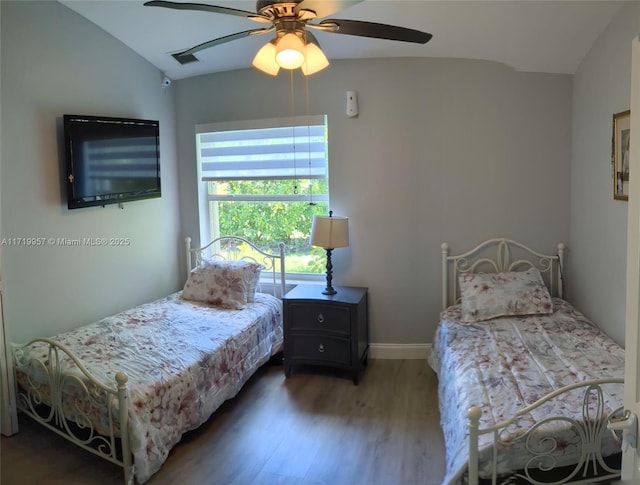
[{"x1": 196, "y1": 115, "x2": 329, "y2": 275}]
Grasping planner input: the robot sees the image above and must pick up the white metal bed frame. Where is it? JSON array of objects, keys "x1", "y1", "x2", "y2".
[
  {"x1": 12, "y1": 236, "x2": 286, "y2": 485},
  {"x1": 441, "y1": 238, "x2": 565, "y2": 308},
  {"x1": 185, "y1": 235, "x2": 286, "y2": 297},
  {"x1": 441, "y1": 238, "x2": 624, "y2": 485}
]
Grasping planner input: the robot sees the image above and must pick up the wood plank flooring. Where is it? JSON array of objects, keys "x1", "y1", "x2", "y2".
[{"x1": 0, "y1": 359, "x2": 446, "y2": 485}]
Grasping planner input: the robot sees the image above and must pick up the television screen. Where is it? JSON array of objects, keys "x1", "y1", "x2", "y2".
[{"x1": 64, "y1": 114, "x2": 161, "y2": 209}]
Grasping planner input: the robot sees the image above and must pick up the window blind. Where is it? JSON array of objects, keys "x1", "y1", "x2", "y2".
[{"x1": 196, "y1": 115, "x2": 327, "y2": 182}]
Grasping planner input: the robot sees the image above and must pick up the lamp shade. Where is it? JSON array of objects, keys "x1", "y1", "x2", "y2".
[
  {"x1": 252, "y1": 31, "x2": 330, "y2": 76},
  {"x1": 310, "y1": 215, "x2": 349, "y2": 249},
  {"x1": 301, "y1": 41, "x2": 329, "y2": 75},
  {"x1": 252, "y1": 40, "x2": 280, "y2": 76}
]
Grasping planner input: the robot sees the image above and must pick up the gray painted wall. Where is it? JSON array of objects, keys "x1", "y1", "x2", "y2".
[
  {"x1": 1, "y1": 1, "x2": 182, "y2": 343},
  {"x1": 569, "y1": 3, "x2": 640, "y2": 346},
  {"x1": 174, "y1": 59, "x2": 573, "y2": 344}
]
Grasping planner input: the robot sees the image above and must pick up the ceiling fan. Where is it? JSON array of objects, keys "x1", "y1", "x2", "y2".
[{"x1": 144, "y1": 0, "x2": 433, "y2": 76}]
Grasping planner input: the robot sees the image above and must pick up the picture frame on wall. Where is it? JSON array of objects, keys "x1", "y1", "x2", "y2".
[{"x1": 613, "y1": 109, "x2": 631, "y2": 200}]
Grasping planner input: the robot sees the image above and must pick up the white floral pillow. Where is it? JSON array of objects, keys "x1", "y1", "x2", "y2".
[
  {"x1": 202, "y1": 259, "x2": 264, "y2": 303},
  {"x1": 459, "y1": 267, "x2": 553, "y2": 323},
  {"x1": 182, "y1": 260, "x2": 263, "y2": 309}
]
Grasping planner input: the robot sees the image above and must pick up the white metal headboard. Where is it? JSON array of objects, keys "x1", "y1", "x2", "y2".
[
  {"x1": 441, "y1": 238, "x2": 565, "y2": 309},
  {"x1": 185, "y1": 236, "x2": 286, "y2": 298}
]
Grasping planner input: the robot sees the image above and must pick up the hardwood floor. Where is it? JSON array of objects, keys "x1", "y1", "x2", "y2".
[{"x1": 0, "y1": 359, "x2": 446, "y2": 485}]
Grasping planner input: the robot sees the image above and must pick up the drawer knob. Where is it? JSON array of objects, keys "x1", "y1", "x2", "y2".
[
  {"x1": 318, "y1": 343, "x2": 325, "y2": 353},
  {"x1": 317, "y1": 313, "x2": 325, "y2": 324}
]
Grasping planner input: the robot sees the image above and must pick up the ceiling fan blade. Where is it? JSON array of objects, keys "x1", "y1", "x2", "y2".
[
  {"x1": 176, "y1": 27, "x2": 274, "y2": 58},
  {"x1": 295, "y1": 0, "x2": 362, "y2": 19},
  {"x1": 316, "y1": 19, "x2": 432, "y2": 44},
  {"x1": 144, "y1": 1, "x2": 270, "y2": 23}
]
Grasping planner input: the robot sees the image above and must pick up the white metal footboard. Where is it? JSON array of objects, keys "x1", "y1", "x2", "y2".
[
  {"x1": 467, "y1": 378, "x2": 624, "y2": 485},
  {"x1": 13, "y1": 338, "x2": 133, "y2": 484}
]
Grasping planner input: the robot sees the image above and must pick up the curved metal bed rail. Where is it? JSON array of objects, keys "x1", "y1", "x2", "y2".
[
  {"x1": 12, "y1": 338, "x2": 133, "y2": 484},
  {"x1": 467, "y1": 378, "x2": 624, "y2": 485},
  {"x1": 185, "y1": 235, "x2": 287, "y2": 297},
  {"x1": 441, "y1": 238, "x2": 565, "y2": 309}
]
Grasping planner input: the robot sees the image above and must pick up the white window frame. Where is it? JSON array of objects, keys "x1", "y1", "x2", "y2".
[{"x1": 195, "y1": 115, "x2": 329, "y2": 280}]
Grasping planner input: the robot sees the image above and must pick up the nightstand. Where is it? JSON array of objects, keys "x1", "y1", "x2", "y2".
[{"x1": 282, "y1": 284, "x2": 369, "y2": 384}]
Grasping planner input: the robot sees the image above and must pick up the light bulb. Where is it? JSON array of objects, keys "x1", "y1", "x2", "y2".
[{"x1": 276, "y1": 32, "x2": 305, "y2": 69}]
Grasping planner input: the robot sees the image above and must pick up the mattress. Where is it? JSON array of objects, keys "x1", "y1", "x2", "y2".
[
  {"x1": 15, "y1": 291, "x2": 283, "y2": 483},
  {"x1": 429, "y1": 298, "x2": 625, "y2": 484}
]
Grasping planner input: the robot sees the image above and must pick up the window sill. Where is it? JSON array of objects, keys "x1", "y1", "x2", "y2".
[{"x1": 258, "y1": 274, "x2": 324, "y2": 297}]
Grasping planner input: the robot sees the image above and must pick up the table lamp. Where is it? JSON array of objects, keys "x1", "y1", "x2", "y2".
[{"x1": 310, "y1": 211, "x2": 349, "y2": 295}]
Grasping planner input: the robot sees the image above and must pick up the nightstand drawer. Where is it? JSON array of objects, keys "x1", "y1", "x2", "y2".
[
  {"x1": 288, "y1": 335, "x2": 351, "y2": 366},
  {"x1": 288, "y1": 303, "x2": 350, "y2": 334}
]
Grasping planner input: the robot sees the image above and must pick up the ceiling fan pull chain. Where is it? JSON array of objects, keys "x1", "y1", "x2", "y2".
[
  {"x1": 290, "y1": 70, "x2": 299, "y2": 195},
  {"x1": 305, "y1": 73, "x2": 316, "y2": 206}
]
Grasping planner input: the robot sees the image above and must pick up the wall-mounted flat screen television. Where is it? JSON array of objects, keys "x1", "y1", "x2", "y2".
[{"x1": 64, "y1": 114, "x2": 161, "y2": 209}]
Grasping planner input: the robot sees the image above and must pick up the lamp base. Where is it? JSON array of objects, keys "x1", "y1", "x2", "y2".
[{"x1": 323, "y1": 248, "x2": 337, "y2": 296}]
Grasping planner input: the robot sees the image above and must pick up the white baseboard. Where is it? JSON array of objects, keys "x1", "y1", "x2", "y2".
[{"x1": 369, "y1": 343, "x2": 431, "y2": 360}]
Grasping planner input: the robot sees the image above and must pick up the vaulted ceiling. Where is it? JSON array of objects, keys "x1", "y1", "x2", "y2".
[{"x1": 60, "y1": 0, "x2": 627, "y2": 80}]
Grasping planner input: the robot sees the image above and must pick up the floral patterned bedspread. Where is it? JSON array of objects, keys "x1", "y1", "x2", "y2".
[
  {"x1": 15, "y1": 291, "x2": 283, "y2": 484},
  {"x1": 429, "y1": 298, "x2": 625, "y2": 485}
]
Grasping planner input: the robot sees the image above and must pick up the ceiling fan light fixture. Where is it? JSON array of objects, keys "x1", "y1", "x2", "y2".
[
  {"x1": 275, "y1": 32, "x2": 305, "y2": 69},
  {"x1": 252, "y1": 40, "x2": 280, "y2": 75},
  {"x1": 301, "y1": 41, "x2": 329, "y2": 75},
  {"x1": 146, "y1": 1, "x2": 434, "y2": 77}
]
